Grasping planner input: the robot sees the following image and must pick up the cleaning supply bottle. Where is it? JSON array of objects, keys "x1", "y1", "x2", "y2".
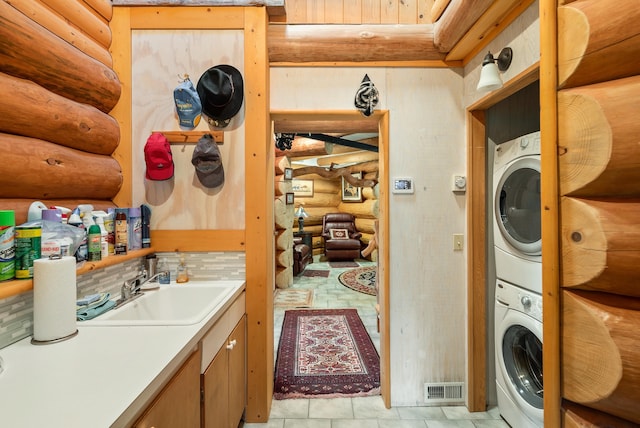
[
  {"x1": 87, "y1": 223, "x2": 101, "y2": 262},
  {"x1": 176, "y1": 254, "x2": 189, "y2": 283},
  {"x1": 68, "y1": 208, "x2": 87, "y2": 262},
  {"x1": 141, "y1": 204, "x2": 151, "y2": 248},
  {"x1": 157, "y1": 257, "x2": 170, "y2": 284},
  {"x1": 104, "y1": 209, "x2": 115, "y2": 255},
  {"x1": 94, "y1": 215, "x2": 108, "y2": 259},
  {"x1": 114, "y1": 208, "x2": 128, "y2": 255},
  {"x1": 0, "y1": 210, "x2": 15, "y2": 281},
  {"x1": 128, "y1": 207, "x2": 142, "y2": 251}
]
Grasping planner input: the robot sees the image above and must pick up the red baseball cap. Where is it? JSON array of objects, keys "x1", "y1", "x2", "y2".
[{"x1": 144, "y1": 132, "x2": 174, "y2": 180}]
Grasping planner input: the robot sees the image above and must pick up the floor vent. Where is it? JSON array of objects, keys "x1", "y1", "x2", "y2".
[{"x1": 424, "y1": 382, "x2": 465, "y2": 404}]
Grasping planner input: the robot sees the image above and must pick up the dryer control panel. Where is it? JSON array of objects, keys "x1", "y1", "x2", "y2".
[
  {"x1": 496, "y1": 280, "x2": 542, "y2": 322},
  {"x1": 494, "y1": 131, "x2": 541, "y2": 170}
]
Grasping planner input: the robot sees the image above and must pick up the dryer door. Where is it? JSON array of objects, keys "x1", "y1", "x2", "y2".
[{"x1": 495, "y1": 157, "x2": 541, "y2": 255}]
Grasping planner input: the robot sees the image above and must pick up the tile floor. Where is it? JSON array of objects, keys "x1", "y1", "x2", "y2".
[{"x1": 244, "y1": 256, "x2": 508, "y2": 428}]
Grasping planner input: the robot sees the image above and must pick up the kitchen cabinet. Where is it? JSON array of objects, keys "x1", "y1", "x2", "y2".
[
  {"x1": 202, "y1": 315, "x2": 247, "y2": 428},
  {"x1": 133, "y1": 348, "x2": 201, "y2": 428}
]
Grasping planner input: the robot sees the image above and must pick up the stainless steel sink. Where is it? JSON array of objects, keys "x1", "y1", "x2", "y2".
[{"x1": 81, "y1": 281, "x2": 242, "y2": 326}]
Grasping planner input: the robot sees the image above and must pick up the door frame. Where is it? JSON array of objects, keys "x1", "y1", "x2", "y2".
[
  {"x1": 270, "y1": 109, "x2": 391, "y2": 407},
  {"x1": 465, "y1": 64, "x2": 539, "y2": 411}
]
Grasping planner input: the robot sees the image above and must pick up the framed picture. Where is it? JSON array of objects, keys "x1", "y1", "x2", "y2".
[
  {"x1": 283, "y1": 167, "x2": 293, "y2": 180},
  {"x1": 285, "y1": 192, "x2": 294, "y2": 205},
  {"x1": 292, "y1": 179, "x2": 314, "y2": 197},
  {"x1": 341, "y1": 172, "x2": 363, "y2": 202}
]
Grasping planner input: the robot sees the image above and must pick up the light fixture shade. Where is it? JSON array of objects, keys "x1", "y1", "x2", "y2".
[
  {"x1": 295, "y1": 206, "x2": 308, "y2": 218},
  {"x1": 477, "y1": 61, "x2": 503, "y2": 92}
]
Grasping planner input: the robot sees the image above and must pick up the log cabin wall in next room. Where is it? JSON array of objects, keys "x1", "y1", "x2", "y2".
[{"x1": 556, "y1": 0, "x2": 640, "y2": 425}]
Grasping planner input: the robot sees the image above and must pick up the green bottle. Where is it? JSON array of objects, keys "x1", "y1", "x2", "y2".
[{"x1": 87, "y1": 223, "x2": 102, "y2": 262}]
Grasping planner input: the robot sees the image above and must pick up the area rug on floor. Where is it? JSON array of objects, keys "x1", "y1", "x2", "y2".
[
  {"x1": 302, "y1": 269, "x2": 330, "y2": 278},
  {"x1": 338, "y1": 266, "x2": 377, "y2": 296},
  {"x1": 274, "y1": 308, "x2": 380, "y2": 399},
  {"x1": 329, "y1": 261, "x2": 360, "y2": 268},
  {"x1": 274, "y1": 289, "x2": 314, "y2": 308}
]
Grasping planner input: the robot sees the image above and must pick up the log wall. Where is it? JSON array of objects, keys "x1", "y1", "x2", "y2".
[
  {"x1": 557, "y1": 0, "x2": 640, "y2": 423},
  {"x1": 274, "y1": 155, "x2": 294, "y2": 288},
  {"x1": 0, "y1": 1, "x2": 121, "y2": 225}
]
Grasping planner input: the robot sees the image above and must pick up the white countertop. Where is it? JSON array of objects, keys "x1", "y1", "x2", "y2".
[{"x1": 0, "y1": 280, "x2": 245, "y2": 428}]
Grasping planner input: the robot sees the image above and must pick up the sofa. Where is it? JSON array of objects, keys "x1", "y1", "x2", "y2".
[
  {"x1": 321, "y1": 212, "x2": 362, "y2": 261},
  {"x1": 293, "y1": 237, "x2": 311, "y2": 275}
]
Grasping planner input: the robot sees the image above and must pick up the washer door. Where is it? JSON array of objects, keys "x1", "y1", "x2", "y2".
[
  {"x1": 497, "y1": 310, "x2": 543, "y2": 418},
  {"x1": 495, "y1": 157, "x2": 541, "y2": 255}
]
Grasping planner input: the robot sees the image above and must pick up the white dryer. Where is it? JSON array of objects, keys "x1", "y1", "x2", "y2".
[
  {"x1": 493, "y1": 131, "x2": 541, "y2": 293},
  {"x1": 495, "y1": 279, "x2": 543, "y2": 428}
]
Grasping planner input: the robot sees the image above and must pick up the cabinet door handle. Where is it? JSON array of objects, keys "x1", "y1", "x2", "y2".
[{"x1": 226, "y1": 339, "x2": 237, "y2": 350}]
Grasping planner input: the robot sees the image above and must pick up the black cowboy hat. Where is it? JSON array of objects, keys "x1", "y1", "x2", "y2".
[{"x1": 196, "y1": 64, "x2": 244, "y2": 127}]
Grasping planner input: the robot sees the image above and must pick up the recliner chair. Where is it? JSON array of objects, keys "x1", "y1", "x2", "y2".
[{"x1": 321, "y1": 213, "x2": 362, "y2": 261}]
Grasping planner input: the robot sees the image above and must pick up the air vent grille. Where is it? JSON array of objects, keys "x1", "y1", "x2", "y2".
[{"x1": 424, "y1": 382, "x2": 465, "y2": 403}]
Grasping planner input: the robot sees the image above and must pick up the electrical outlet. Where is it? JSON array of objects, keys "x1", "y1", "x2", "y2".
[{"x1": 453, "y1": 234, "x2": 464, "y2": 251}]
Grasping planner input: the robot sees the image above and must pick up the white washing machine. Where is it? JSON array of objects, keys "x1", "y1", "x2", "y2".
[
  {"x1": 493, "y1": 131, "x2": 541, "y2": 294},
  {"x1": 495, "y1": 279, "x2": 543, "y2": 428}
]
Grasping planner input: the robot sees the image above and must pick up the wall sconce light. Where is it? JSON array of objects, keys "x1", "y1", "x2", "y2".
[
  {"x1": 294, "y1": 205, "x2": 309, "y2": 232},
  {"x1": 476, "y1": 47, "x2": 513, "y2": 92}
]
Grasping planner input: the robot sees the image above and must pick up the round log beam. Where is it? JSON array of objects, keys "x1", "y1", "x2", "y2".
[
  {"x1": 562, "y1": 290, "x2": 640, "y2": 424},
  {"x1": 558, "y1": 0, "x2": 640, "y2": 89},
  {"x1": 0, "y1": 133, "x2": 122, "y2": 200},
  {"x1": 268, "y1": 24, "x2": 446, "y2": 63},
  {"x1": 0, "y1": 72, "x2": 120, "y2": 156},
  {"x1": 558, "y1": 75, "x2": 640, "y2": 197},
  {"x1": 562, "y1": 400, "x2": 639, "y2": 428},
  {"x1": 0, "y1": 1, "x2": 121, "y2": 113},
  {"x1": 561, "y1": 197, "x2": 640, "y2": 297}
]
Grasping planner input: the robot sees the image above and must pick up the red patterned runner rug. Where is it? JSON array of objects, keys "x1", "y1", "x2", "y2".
[{"x1": 274, "y1": 308, "x2": 380, "y2": 399}]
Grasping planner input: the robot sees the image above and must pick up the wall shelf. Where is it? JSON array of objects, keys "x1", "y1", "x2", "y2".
[
  {"x1": 154, "y1": 131, "x2": 224, "y2": 144},
  {"x1": 0, "y1": 248, "x2": 155, "y2": 300}
]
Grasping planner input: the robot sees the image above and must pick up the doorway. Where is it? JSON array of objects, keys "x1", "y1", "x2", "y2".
[
  {"x1": 465, "y1": 65, "x2": 540, "y2": 411},
  {"x1": 270, "y1": 110, "x2": 390, "y2": 406}
]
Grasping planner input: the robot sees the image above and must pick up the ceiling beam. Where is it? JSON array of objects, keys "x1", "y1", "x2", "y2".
[
  {"x1": 273, "y1": 119, "x2": 379, "y2": 134},
  {"x1": 268, "y1": 24, "x2": 448, "y2": 63}
]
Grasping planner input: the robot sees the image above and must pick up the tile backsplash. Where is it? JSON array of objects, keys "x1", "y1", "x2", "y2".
[{"x1": 0, "y1": 251, "x2": 245, "y2": 349}]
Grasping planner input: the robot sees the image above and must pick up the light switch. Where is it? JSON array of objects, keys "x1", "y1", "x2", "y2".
[{"x1": 453, "y1": 234, "x2": 464, "y2": 251}]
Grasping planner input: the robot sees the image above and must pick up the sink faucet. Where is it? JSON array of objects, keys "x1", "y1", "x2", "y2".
[{"x1": 116, "y1": 270, "x2": 169, "y2": 309}]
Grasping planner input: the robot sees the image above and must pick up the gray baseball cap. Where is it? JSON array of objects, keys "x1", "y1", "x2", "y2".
[{"x1": 191, "y1": 134, "x2": 224, "y2": 188}]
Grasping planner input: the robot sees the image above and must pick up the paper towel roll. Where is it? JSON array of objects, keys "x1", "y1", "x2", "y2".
[{"x1": 32, "y1": 256, "x2": 78, "y2": 344}]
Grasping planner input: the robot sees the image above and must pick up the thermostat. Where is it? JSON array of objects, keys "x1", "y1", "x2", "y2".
[{"x1": 392, "y1": 177, "x2": 414, "y2": 194}]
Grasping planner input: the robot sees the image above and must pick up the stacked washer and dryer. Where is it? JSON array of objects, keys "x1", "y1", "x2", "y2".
[{"x1": 492, "y1": 131, "x2": 544, "y2": 428}]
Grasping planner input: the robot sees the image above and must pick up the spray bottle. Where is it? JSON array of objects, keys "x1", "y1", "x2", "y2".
[{"x1": 68, "y1": 208, "x2": 87, "y2": 262}]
